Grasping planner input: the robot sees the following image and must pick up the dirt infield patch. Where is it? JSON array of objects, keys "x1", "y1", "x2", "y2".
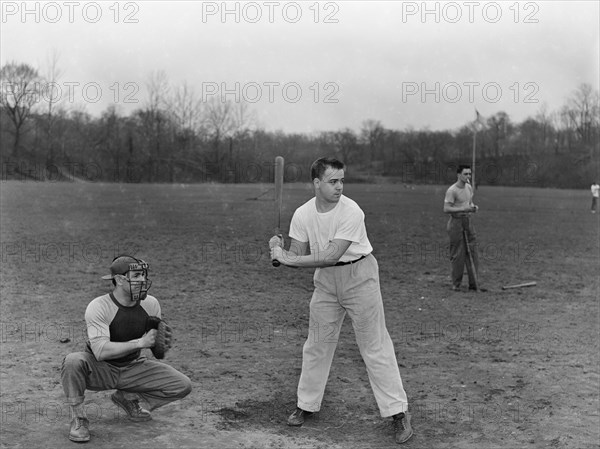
[{"x1": 1, "y1": 181, "x2": 598, "y2": 448}]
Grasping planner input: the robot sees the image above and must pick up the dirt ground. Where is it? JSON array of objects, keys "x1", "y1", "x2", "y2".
[{"x1": 0, "y1": 181, "x2": 598, "y2": 448}]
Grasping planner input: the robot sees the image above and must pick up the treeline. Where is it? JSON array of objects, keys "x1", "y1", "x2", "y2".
[{"x1": 1, "y1": 61, "x2": 598, "y2": 188}]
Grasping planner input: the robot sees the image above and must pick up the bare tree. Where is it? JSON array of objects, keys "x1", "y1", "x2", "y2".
[
  {"x1": 360, "y1": 119, "x2": 385, "y2": 163},
  {"x1": 98, "y1": 105, "x2": 124, "y2": 179},
  {"x1": 546, "y1": 109, "x2": 564, "y2": 154},
  {"x1": 566, "y1": 83, "x2": 599, "y2": 145},
  {"x1": 0, "y1": 62, "x2": 41, "y2": 156},
  {"x1": 534, "y1": 103, "x2": 553, "y2": 153},
  {"x1": 169, "y1": 81, "x2": 203, "y2": 133},
  {"x1": 224, "y1": 100, "x2": 257, "y2": 163},
  {"x1": 517, "y1": 118, "x2": 544, "y2": 155},
  {"x1": 204, "y1": 97, "x2": 235, "y2": 165},
  {"x1": 332, "y1": 128, "x2": 359, "y2": 164},
  {"x1": 558, "y1": 105, "x2": 575, "y2": 152},
  {"x1": 486, "y1": 111, "x2": 511, "y2": 157},
  {"x1": 41, "y1": 51, "x2": 65, "y2": 164},
  {"x1": 146, "y1": 71, "x2": 169, "y2": 113},
  {"x1": 165, "y1": 81, "x2": 203, "y2": 181},
  {"x1": 230, "y1": 100, "x2": 256, "y2": 133},
  {"x1": 142, "y1": 70, "x2": 170, "y2": 180}
]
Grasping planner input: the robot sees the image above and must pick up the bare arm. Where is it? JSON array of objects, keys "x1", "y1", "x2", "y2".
[
  {"x1": 272, "y1": 238, "x2": 353, "y2": 268},
  {"x1": 287, "y1": 238, "x2": 309, "y2": 256},
  {"x1": 443, "y1": 202, "x2": 477, "y2": 214},
  {"x1": 96, "y1": 330, "x2": 156, "y2": 361}
]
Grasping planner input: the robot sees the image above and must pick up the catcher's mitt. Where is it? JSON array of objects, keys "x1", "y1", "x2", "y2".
[
  {"x1": 151, "y1": 319, "x2": 172, "y2": 359},
  {"x1": 146, "y1": 316, "x2": 161, "y2": 331}
]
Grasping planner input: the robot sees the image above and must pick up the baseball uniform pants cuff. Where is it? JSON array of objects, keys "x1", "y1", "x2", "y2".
[
  {"x1": 381, "y1": 404, "x2": 409, "y2": 418},
  {"x1": 297, "y1": 401, "x2": 320, "y2": 413},
  {"x1": 64, "y1": 396, "x2": 85, "y2": 406}
]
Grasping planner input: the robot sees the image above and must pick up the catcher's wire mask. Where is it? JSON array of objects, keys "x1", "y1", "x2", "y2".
[{"x1": 121, "y1": 259, "x2": 152, "y2": 301}]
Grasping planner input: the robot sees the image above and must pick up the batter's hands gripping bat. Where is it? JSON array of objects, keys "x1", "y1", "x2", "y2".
[{"x1": 272, "y1": 156, "x2": 284, "y2": 267}]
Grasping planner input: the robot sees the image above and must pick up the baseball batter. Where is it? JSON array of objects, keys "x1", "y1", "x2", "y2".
[
  {"x1": 61, "y1": 255, "x2": 191, "y2": 443},
  {"x1": 269, "y1": 157, "x2": 413, "y2": 444},
  {"x1": 443, "y1": 165, "x2": 480, "y2": 291}
]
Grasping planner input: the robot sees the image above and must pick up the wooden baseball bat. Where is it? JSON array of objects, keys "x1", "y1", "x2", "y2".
[
  {"x1": 463, "y1": 228, "x2": 479, "y2": 291},
  {"x1": 502, "y1": 281, "x2": 537, "y2": 290},
  {"x1": 272, "y1": 156, "x2": 284, "y2": 267}
]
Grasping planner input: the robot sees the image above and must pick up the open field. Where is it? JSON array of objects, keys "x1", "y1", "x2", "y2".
[{"x1": 0, "y1": 180, "x2": 598, "y2": 449}]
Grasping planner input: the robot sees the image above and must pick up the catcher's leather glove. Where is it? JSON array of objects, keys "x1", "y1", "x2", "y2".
[{"x1": 146, "y1": 316, "x2": 172, "y2": 359}]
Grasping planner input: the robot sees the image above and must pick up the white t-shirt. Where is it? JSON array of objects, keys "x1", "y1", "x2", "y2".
[
  {"x1": 444, "y1": 182, "x2": 474, "y2": 209},
  {"x1": 289, "y1": 195, "x2": 373, "y2": 263},
  {"x1": 591, "y1": 184, "x2": 599, "y2": 198}
]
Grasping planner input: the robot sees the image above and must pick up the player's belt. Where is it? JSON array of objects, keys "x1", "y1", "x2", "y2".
[
  {"x1": 451, "y1": 213, "x2": 472, "y2": 218},
  {"x1": 335, "y1": 255, "x2": 367, "y2": 266}
]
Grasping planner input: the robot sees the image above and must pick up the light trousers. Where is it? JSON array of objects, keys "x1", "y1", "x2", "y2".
[{"x1": 297, "y1": 254, "x2": 408, "y2": 418}]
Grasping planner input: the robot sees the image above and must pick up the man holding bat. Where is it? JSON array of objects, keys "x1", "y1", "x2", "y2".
[
  {"x1": 443, "y1": 165, "x2": 481, "y2": 291},
  {"x1": 269, "y1": 157, "x2": 413, "y2": 444}
]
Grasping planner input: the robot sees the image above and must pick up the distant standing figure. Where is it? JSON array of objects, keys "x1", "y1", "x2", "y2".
[
  {"x1": 591, "y1": 182, "x2": 599, "y2": 213},
  {"x1": 443, "y1": 165, "x2": 480, "y2": 291}
]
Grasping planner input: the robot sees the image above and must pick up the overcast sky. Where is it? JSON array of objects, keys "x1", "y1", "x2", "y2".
[{"x1": 1, "y1": 1, "x2": 598, "y2": 134}]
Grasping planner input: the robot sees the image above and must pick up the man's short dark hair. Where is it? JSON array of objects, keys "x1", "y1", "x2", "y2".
[
  {"x1": 457, "y1": 164, "x2": 471, "y2": 174},
  {"x1": 311, "y1": 157, "x2": 345, "y2": 181}
]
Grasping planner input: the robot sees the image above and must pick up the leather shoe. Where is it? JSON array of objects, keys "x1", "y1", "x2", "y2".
[
  {"x1": 287, "y1": 407, "x2": 313, "y2": 426},
  {"x1": 392, "y1": 412, "x2": 413, "y2": 444},
  {"x1": 69, "y1": 417, "x2": 90, "y2": 442},
  {"x1": 111, "y1": 391, "x2": 152, "y2": 422}
]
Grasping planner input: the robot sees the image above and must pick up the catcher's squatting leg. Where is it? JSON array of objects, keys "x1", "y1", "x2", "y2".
[{"x1": 61, "y1": 351, "x2": 191, "y2": 411}]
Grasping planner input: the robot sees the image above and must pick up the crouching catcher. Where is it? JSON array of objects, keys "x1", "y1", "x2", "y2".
[{"x1": 61, "y1": 255, "x2": 191, "y2": 443}]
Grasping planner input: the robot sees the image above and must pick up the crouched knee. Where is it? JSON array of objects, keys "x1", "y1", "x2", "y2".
[
  {"x1": 62, "y1": 352, "x2": 89, "y2": 372},
  {"x1": 179, "y1": 375, "x2": 192, "y2": 398}
]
